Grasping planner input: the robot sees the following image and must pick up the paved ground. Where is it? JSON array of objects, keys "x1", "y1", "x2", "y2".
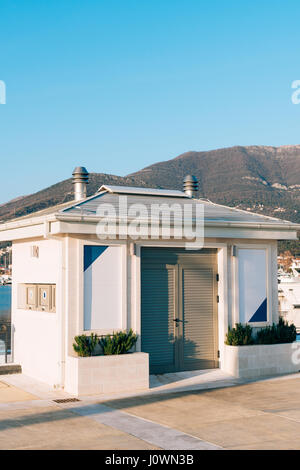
[
  {"x1": 1, "y1": 372, "x2": 300, "y2": 449},
  {"x1": 104, "y1": 374, "x2": 300, "y2": 450},
  {"x1": 0, "y1": 405, "x2": 159, "y2": 450},
  {"x1": 0, "y1": 380, "x2": 36, "y2": 403}
]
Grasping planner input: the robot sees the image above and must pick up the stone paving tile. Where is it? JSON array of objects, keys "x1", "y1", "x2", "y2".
[
  {"x1": 101, "y1": 377, "x2": 300, "y2": 450},
  {"x1": 0, "y1": 406, "x2": 159, "y2": 450},
  {"x1": 204, "y1": 378, "x2": 300, "y2": 411},
  {"x1": 179, "y1": 414, "x2": 300, "y2": 449},
  {"x1": 102, "y1": 399, "x2": 300, "y2": 449},
  {"x1": 72, "y1": 403, "x2": 221, "y2": 450},
  {"x1": 0, "y1": 381, "x2": 37, "y2": 403},
  {"x1": 2, "y1": 374, "x2": 300, "y2": 449},
  {"x1": 227, "y1": 439, "x2": 300, "y2": 450},
  {"x1": 266, "y1": 408, "x2": 300, "y2": 422},
  {"x1": 149, "y1": 369, "x2": 239, "y2": 391},
  {"x1": 102, "y1": 393, "x2": 264, "y2": 428},
  {"x1": 0, "y1": 374, "x2": 71, "y2": 400}
]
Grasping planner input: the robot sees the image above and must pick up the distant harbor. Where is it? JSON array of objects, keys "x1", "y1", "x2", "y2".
[
  {"x1": 0, "y1": 277, "x2": 11, "y2": 286},
  {"x1": 0, "y1": 285, "x2": 11, "y2": 321}
]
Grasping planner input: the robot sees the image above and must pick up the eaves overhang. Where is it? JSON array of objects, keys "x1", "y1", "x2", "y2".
[
  {"x1": 0, "y1": 212, "x2": 299, "y2": 242},
  {"x1": 54, "y1": 213, "x2": 300, "y2": 231}
]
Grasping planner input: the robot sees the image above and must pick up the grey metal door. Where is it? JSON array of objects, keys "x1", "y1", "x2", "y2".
[
  {"x1": 178, "y1": 264, "x2": 218, "y2": 370},
  {"x1": 141, "y1": 262, "x2": 177, "y2": 373},
  {"x1": 141, "y1": 248, "x2": 219, "y2": 374}
]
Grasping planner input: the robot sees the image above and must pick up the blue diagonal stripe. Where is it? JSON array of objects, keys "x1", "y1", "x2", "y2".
[
  {"x1": 249, "y1": 298, "x2": 267, "y2": 323},
  {"x1": 84, "y1": 245, "x2": 108, "y2": 271}
]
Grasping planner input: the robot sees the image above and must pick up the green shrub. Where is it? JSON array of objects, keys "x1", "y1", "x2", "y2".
[
  {"x1": 225, "y1": 323, "x2": 254, "y2": 346},
  {"x1": 99, "y1": 329, "x2": 138, "y2": 355},
  {"x1": 225, "y1": 318, "x2": 297, "y2": 346},
  {"x1": 256, "y1": 317, "x2": 296, "y2": 344},
  {"x1": 255, "y1": 324, "x2": 276, "y2": 344},
  {"x1": 73, "y1": 333, "x2": 99, "y2": 357}
]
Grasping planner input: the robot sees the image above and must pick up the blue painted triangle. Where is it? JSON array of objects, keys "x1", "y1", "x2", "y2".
[
  {"x1": 249, "y1": 298, "x2": 267, "y2": 323},
  {"x1": 84, "y1": 245, "x2": 107, "y2": 271}
]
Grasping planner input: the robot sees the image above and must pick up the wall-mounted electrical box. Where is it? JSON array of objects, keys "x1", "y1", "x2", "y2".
[
  {"x1": 38, "y1": 285, "x2": 51, "y2": 312},
  {"x1": 51, "y1": 285, "x2": 56, "y2": 312},
  {"x1": 26, "y1": 285, "x2": 38, "y2": 310},
  {"x1": 19, "y1": 284, "x2": 56, "y2": 312}
]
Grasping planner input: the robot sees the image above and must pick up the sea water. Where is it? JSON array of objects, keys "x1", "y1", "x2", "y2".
[
  {"x1": 0, "y1": 285, "x2": 11, "y2": 360},
  {"x1": 0, "y1": 285, "x2": 11, "y2": 322}
]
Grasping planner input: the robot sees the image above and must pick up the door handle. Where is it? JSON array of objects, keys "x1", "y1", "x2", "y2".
[{"x1": 173, "y1": 318, "x2": 186, "y2": 323}]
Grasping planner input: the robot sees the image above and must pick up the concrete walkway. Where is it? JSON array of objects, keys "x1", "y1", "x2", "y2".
[
  {"x1": 0, "y1": 372, "x2": 224, "y2": 450},
  {"x1": 1, "y1": 371, "x2": 300, "y2": 449},
  {"x1": 149, "y1": 368, "x2": 240, "y2": 394},
  {"x1": 1, "y1": 368, "x2": 240, "y2": 402},
  {"x1": 73, "y1": 403, "x2": 221, "y2": 450},
  {"x1": 0, "y1": 379, "x2": 36, "y2": 403}
]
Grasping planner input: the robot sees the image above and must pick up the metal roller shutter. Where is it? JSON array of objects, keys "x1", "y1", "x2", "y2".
[
  {"x1": 141, "y1": 248, "x2": 218, "y2": 373},
  {"x1": 141, "y1": 265, "x2": 176, "y2": 373},
  {"x1": 181, "y1": 267, "x2": 218, "y2": 370}
]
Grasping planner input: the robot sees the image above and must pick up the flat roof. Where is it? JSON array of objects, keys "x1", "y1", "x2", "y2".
[
  {"x1": 61, "y1": 187, "x2": 300, "y2": 228},
  {"x1": 1, "y1": 184, "x2": 300, "y2": 237},
  {"x1": 98, "y1": 185, "x2": 189, "y2": 198}
]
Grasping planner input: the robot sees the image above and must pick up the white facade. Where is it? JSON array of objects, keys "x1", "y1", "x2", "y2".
[
  {"x1": 12, "y1": 238, "x2": 63, "y2": 386},
  {"x1": 0, "y1": 184, "x2": 299, "y2": 390},
  {"x1": 279, "y1": 279, "x2": 300, "y2": 330},
  {"x1": 83, "y1": 245, "x2": 123, "y2": 331}
]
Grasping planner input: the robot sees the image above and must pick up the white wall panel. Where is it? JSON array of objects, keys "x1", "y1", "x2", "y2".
[
  {"x1": 12, "y1": 238, "x2": 61, "y2": 386},
  {"x1": 238, "y1": 248, "x2": 267, "y2": 323},
  {"x1": 84, "y1": 246, "x2": 122, "y2": 330}
]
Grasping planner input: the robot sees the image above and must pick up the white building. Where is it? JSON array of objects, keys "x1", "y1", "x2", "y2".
[
  {"x1": 279, "y1": 278, "x2": 300, "y2": 331},
  {"x1": 0, "y1": 167, "x2": 299, "y2": 394}
]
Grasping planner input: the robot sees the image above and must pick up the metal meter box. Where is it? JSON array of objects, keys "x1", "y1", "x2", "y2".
[
  {"x1": 19, "y1": 283, "x2": 57, "y2": 312},
  {"x1": 51, "y1": 285, "x2": 56, "y2": 312},
  {"x1": 37, "y1": 285, "x2": 51, "y2": 312},
  {"x1": 26, "y1": 285, "x2": 37, "y2": 309}
]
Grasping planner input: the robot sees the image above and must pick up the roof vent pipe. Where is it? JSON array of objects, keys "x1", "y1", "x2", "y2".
[
  {"x1": 72, "y1": 166, "x2": 89, "y2": 201},
  {"x1": 183, "y1": 175, "x2": 198, "y2": 198}
]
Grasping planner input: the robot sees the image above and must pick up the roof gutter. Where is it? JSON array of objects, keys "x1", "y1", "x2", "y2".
[
  {"x1": 0, "y1": 212, "x2": 299, "y2": 235},
  {"x1": 55, "y1": 213, "x2": 300, "y2": 231},
  {"x1": 0, "y1": 214, "x2": 57, "y2": 232}
]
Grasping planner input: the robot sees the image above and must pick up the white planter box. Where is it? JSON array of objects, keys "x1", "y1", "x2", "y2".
[
  {"x1": 65, "y1": 352, "x2": 149, "y2": 396},
  {"x1": 223, "y1": 343, "x2": 300, "y2": 379}
]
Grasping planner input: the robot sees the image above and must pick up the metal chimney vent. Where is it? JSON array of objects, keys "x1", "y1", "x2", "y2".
[
  {"x1": 72, "y1": 166, "x2": 89, "y2": 201},
  {"x1": 183, "y1": 175, "x2": 198, "y2": 198}
]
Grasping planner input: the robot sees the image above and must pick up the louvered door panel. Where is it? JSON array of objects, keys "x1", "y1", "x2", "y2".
[
  {"x1": 181, "y1": 267, "x2": 218, "y2": 370},
  {"x1": 141, "y1": 265, "x2": 176, "y2": 373}
]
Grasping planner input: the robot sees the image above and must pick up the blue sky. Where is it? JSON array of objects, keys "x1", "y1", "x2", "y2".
[{"x1": 1, "y1": 0, "x2": 300, "y2": 203}]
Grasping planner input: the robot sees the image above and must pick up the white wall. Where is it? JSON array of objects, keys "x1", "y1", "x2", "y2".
[
  {"x1": 231, "y1": 242, "x2": 278, "y2": 327},
  {"x1": 65, "y1": 237, "x2": 127, "y2": 357},
  {"x1": 279, "y1": 280, "x2": 300, "y2": 329},
  {"x1": 12, "y1": 238, "x2": 62, "y2": 387},
  {"x1": 238, "y1": 248, "x2": 267, "y2": 323},
  {"x1": 84, "y1": 245, "x2": 122, "y2": 330}
]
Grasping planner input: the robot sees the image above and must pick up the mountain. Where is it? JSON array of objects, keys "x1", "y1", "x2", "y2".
[
  {"x1": 130, "y1": 145, "x2": 300, "y2": 224},
  {"x1": 1, "y1": 145, "x2": 300, "y2": 230},
  {"x1": 0, "y1": 173, "x2": 152, "y2": 222}
]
